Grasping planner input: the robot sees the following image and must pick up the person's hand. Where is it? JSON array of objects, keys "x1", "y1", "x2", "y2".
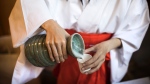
[
  {"x1": 82, "y1": 38, "x2": 121, "y2": 74},
  {"x1": 41, "y1": 20, "x2": 70, "y2": 63}
]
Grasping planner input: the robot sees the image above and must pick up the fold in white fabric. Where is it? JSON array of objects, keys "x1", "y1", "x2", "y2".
[
  {"x1": 9, "y1": 0, "x2": 150, "y2": 83},
  {"x1": 12, "y1": 45, "x2": 43, "y2": 84}
]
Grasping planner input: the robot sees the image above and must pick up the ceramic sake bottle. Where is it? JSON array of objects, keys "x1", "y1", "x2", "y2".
[{"x1": 24, "y1": 33, "x2": 85, "y2": 67}]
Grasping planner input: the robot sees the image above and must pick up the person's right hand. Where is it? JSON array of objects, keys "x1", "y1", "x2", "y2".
[{"x1": 41, "y1": 20, "x2": 70, "y2": 63}]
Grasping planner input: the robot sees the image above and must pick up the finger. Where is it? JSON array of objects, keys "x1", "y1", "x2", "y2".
[
  {"x1": 86, "y1": 59, "x2": 105, "y2": 74},
  {"x1": 82, "y1": 56, "x2": 103, "y2": 71},
  {"x1": 50, "y1": 43, "x2": 60, "y2": 63},
  {"x1": 84, "y1": 46, "x2": 95, "y2": 54},
  {"x1": 46, "y1": 42, "x2": 55, "y2": 62},
  {"x1": 83, "y1": 52, "x2": 102, "y2": 67},
  {"x1": 62, "y1": 41, "x2": 68, "y2": 59},
  {"x1": 56, "y1": 42, "x2": 64, "y2": 62}
]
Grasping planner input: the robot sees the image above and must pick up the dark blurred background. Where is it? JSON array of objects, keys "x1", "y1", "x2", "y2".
[{"x1": 0, "y1": 0, "x2": 149, "y2": 84}]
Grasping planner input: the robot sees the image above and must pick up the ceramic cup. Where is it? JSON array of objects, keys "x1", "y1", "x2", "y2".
[{"x1": 77, "y1": 54, "x2": 92, "y2": 73}]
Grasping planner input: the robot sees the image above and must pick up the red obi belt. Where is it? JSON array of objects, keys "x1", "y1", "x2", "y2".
[{"x1": 53, "y1": 29, "x2": 113, "y2": 84}]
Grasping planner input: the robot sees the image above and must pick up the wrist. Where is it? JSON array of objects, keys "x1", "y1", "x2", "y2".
[
  {"x1": 106, "y1": 38, "x2": 122, "y2": 51},
  {"x1": 41, "y1": 19, "x2": 55, "y2": 31}
]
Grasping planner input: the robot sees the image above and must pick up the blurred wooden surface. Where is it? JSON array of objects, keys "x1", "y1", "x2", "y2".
[{"x1": 0, "y1": 0, "x2": 16, "y2": 36}]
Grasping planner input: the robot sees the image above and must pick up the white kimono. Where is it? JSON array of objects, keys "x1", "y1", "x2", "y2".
[{"x1": 9, "y1": 0, "x2": 150, "y2": 84}]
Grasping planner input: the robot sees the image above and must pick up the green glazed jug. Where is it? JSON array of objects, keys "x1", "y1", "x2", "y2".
[{"x1": 24, "y1": 33, "x2": 85, "y2": 67}]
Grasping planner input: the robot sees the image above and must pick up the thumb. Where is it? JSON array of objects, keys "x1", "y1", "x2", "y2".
[{"x1": 84, "y1": 46, "x2": 95, "y2": 54}]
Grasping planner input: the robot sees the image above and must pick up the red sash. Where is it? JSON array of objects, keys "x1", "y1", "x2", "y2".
[{"x1": 53, "y1": 29, "x2": 113, "y2": 84}]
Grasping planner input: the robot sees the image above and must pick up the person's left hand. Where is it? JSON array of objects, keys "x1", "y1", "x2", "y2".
[
  {"x1": 81, "y1": 42, "x2": 109, "y2": 74},
  {"x1": 81, "y1": 38, "x2": 121, "y2": 74}
]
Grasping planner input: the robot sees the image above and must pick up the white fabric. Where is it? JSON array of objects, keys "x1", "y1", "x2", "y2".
[
  {"x1": 9, "y1": 0, "x2": 150, "y2": 84},
  {"x1": 12, "y1": 45, "x2": 43, "y2": 84}
]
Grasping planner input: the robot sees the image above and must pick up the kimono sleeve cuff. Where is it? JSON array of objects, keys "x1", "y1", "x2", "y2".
[{"x1": 111, "y1": 35, "x2": 134, "y2": 66}]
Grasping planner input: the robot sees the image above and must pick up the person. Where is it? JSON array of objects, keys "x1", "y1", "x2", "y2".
[{"x1": 9, "y1": 0, "x2": 149, "y2": 84}]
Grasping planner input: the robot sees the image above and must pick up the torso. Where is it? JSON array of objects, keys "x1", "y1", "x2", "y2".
[{"x1": 45, "y1": 0, "x2": 132, "y2": 34}]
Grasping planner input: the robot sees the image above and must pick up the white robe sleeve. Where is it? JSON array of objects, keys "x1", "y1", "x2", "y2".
[
  {"x1": 12, "y1": 45, "x2": 44, "y2": 84},
  {"x1": 9, "y1": 0, "x2": 53, "y2": 84},
  {"x1": 110, "y1": 0, "x2": 150, "y2": 83},
  {"x1": 9, "y1": 0, "x2": 52, "y2": 48}
]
